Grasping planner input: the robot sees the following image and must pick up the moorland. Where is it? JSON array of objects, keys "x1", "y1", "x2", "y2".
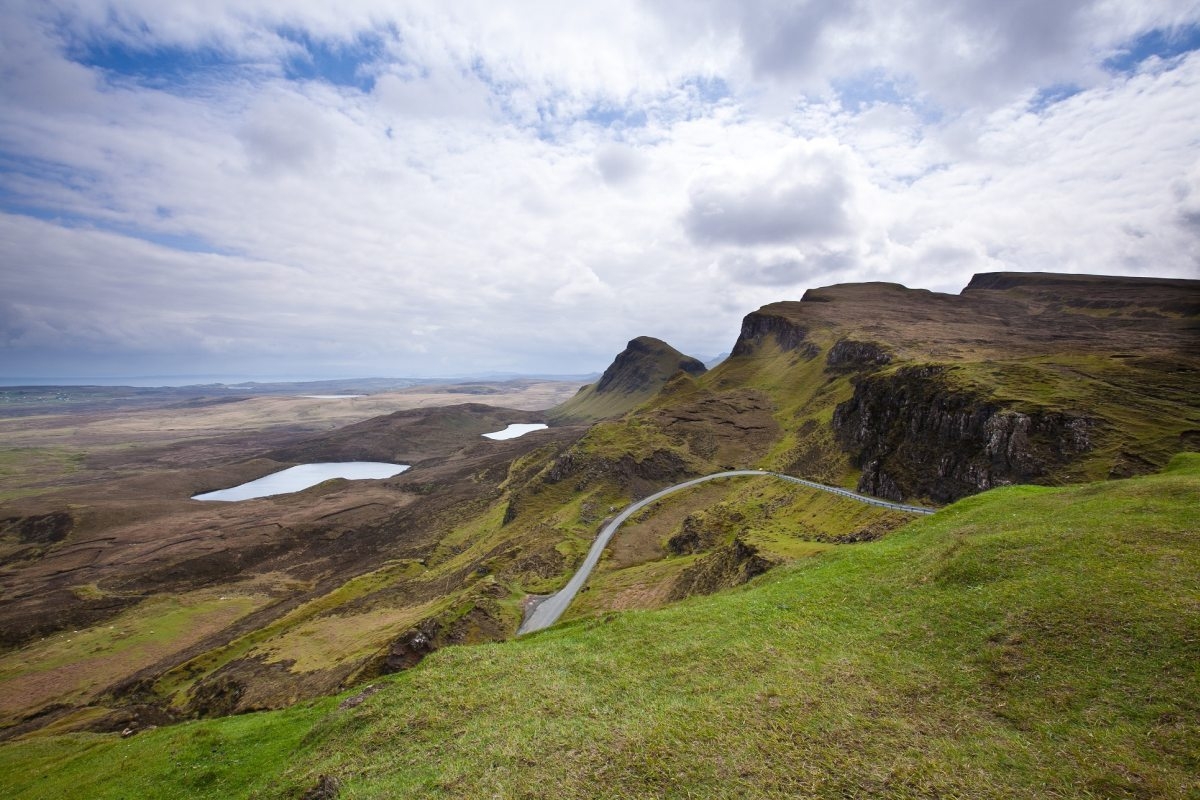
[{"x1": 0, "y1": 271, "x2": 1197, "y2": 798}]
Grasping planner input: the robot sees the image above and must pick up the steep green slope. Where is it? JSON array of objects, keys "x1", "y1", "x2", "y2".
[{"x1": 4, "y1": 455, "x2": 1195, "y2": 799}]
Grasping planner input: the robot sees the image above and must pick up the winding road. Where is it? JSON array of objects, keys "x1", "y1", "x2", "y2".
[{"x1": 517, "y1": 470, "x2": 935, "y2": 635}]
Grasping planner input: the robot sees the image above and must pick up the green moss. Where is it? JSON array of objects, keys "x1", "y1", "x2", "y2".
[
  {"x1": 1163, "y1": 451, "x2": 1200, "y2": 474},
  {"x1": 0, "y1": 591, "x2": 268, "y2": 720},
  {"x1": 0, "y1": 448, "x2": 85, "y2": 501},
  {"x1": 0, "y1": 700, "x2": 330, "y2": 800}
]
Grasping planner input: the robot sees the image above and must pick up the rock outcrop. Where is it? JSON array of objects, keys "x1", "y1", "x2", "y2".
[
  {"x1": 825, "y1": 339, "x2": 891, "y2": 372},
  {"x1": 378, "y1": 578, "x2": 510, "y2": 674},
  {"x1": 668, "y1": 537, "x2": 777, "y2": 601},
  {"x1": 666, "y1": 513, "x2": 725, "y2": 556},
  {"x1": 730, "y1": 311, "x2": 818, "y2": 358},
  {"x1": 833, "y1": 366, "x2": 1094, "y2": 502}
]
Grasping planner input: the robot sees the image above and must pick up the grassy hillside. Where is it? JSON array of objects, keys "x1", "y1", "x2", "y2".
[{"x1": 3, "y1": 454, "x2": 1195, "y2": 799}]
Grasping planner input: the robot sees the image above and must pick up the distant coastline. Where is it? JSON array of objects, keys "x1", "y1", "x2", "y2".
[{"x1": 0, "y1": 376, "x2": 337, "y2": 388}]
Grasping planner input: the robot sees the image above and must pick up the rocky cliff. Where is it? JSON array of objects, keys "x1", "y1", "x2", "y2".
[
  {"x1": 709, "y1": 273, "x2": 1198, "y2": 500},
  {"x1": 832, "y1": 366, "x2": 1094, "y2": 502},
  {"x1": 729, "y1": 310, "x2": 817, "y2": 358}
]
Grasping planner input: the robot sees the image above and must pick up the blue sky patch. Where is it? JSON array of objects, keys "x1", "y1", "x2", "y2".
[
  {"x1": 73, "y1": 40, "x2": 246, "y2": 90},
  {"x1": 832, "y1": 69, "x2": 910, "y2": 112},
  {"x1": 831, "y1": 69, "x2": 942, "y2": 124},
  {"x1": 71, "y1": 26, "x2": 391, "y2": 93},
  {"x1": 1, "y1": 202, "x2": 231, "y2": 255},
  {"x1": 278, "y1": 28, "x2": 385, "y2": 92},
  {"x1": 1104, "y1": 23, "x2": 1200, "y2": 74},
  {"x1": 1029, "y1": 83, "x2": 1083, "y2": 112},
  {"x1": 0, "y1": 152, "x2": 94, "y2": 194},
  {"x1": 0, "y1": 158, "x2": 229, "y2": 257},
  {"x1": 583, "y1": 103, "x2": 648, "y2": 130},
  {"x1": 683, "y1": 75, "x2": 731, "y2": 104}
]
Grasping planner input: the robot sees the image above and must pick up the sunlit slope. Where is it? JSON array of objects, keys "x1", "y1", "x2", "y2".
[{"x1": 4, "y1": 454, "x2": 1196, "y2": 799}]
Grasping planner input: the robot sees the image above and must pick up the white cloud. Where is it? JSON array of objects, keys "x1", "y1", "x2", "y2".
[
  {"x1": 239, "y1": 90, "x2": 339, "y2": 175},
  {"x1": 683, "y1": 141, "x2": 859, "y2": 246},
  {"x1": 594, "y1": 143, "x2": 646, "y2": 185},
  {"x1": 0, "y1": 1, "x2": 1198, "y2": 378}
]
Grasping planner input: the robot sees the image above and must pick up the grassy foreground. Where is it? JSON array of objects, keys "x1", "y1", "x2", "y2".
[{"x1": 2, "y1": 455, "x2": 1197, "y2": 799}]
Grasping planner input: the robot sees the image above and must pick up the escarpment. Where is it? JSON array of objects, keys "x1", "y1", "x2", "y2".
[
  {"x1": 832, "y1": 366, "x2": 1094, "y2": 503},
  {"x1": 716, "y1": 273, "x2": 1196, "y2": 502},
  {"x1": 729, "y1": 310, "x2": 818, "y2": 358}
]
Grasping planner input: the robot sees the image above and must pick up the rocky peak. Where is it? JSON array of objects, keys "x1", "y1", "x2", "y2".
[
  {"x1": 549, "y1": 336, "x2": 707, "y2": 423},
  {"x1": 594, "y1": 336, "x2": 706, "y2": 394}
]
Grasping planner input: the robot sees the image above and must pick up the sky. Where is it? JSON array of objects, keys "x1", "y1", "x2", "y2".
[{"x1": 1, "y1": 1, "x2": 1199, "y2": 381}]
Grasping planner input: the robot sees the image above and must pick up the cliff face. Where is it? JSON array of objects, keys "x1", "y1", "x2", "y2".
[
  {"x1": 729, "y1": 311, "x2": 818, "y2": 358},
  {"x1": 833, "y1": 366, "x2": 1094, "y2": 502},
  {"x1": 705, "y1": 273, "x2": 1197, "y2": 501}
]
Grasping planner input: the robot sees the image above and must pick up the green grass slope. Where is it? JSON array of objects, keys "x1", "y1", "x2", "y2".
[{"x1": 2, "y1": 455, "x2": 1196, "y2": 799}]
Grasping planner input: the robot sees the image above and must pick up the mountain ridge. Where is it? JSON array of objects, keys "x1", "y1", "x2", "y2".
[{"x1": 0, "y1": 270, "x2": 1195, "y2": 745}]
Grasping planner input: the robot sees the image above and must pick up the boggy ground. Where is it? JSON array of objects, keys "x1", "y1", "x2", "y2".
[{"x1": 0, "y1": 380, "x2": 584, "y2": 735}]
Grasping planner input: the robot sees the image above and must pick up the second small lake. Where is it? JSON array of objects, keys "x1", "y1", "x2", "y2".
[
  {"x1": 193, "y1": 462, "x2": 410, "y2": 501},
  {"x1": 482, "y1": 423, "x2": 548, "y2": 440}
]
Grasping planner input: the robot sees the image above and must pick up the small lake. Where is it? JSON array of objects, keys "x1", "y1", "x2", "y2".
[
  {"x1": 482, "y1": 423, "x2": 548, "y2": 440},
  {"x1": 192, "y1": 462, "x2": 410, "y2": 501},
  {"x1": 300, "y1": 394, "x2": 364, "y2": 399}
]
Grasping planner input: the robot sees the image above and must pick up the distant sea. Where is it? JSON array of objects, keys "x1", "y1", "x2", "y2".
[{"x1": 0, "y1": 376, "x2": 333, "y2": 388}]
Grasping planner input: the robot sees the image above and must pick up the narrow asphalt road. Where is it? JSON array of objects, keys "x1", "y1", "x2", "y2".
[{"x1": 517, "y1": 470, "x2": 935, "y2": 635}]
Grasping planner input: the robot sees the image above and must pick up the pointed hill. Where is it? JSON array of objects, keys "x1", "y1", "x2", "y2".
[{"x1": 549, "y1": 336, "x2": 707, "y2": 423}]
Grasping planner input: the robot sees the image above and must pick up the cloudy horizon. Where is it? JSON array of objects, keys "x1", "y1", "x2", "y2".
[{"x1": 2, "y1": 1, "x2": 1199, "y2": 381}]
